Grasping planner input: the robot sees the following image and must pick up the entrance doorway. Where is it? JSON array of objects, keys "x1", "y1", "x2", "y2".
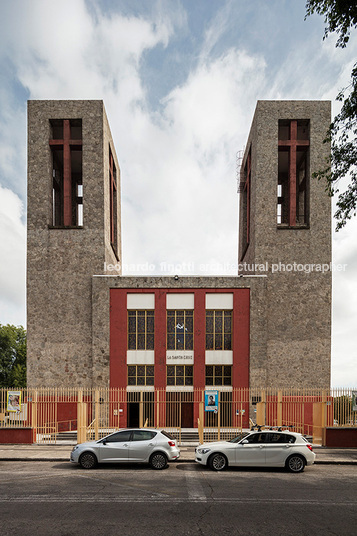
[
  {"x1": 181, "y1": 402, "x2": 194, "y2": 428},
  {"x1": 128, "y1": 402, "x2": 139, "y2": 428}
]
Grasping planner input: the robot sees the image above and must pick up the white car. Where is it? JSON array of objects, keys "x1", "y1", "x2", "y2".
[
  {"x1": 71, "y1": 428, "x2": 180, "y2": 469},
  {"x1": 195, "y1": 430, "x2": 315, "y2": 472}
]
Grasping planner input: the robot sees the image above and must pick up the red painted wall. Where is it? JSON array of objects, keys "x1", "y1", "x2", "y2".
[
  {"x1": 0, "y1": 428, "x2": 35, "y2": 444},
  {"x1": 110, "y1": 289, "x2": 127, "y2": 388},
  {"x1": 110, "y1": 288, "x2": 250, "y2": 391},
  {"x1": 325, "y1": 427, "x2": 357, "y2": 448},
  {"x1": 154, "y1": 290, "x2": 167, "y2": 388}
]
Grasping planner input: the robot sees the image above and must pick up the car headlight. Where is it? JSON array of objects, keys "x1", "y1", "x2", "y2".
[
  {"x1": 197, "y1": 448, "x2": 211, "y2": 455},
  {"x1": 72, "y1": 446, "x2": 79, "y2": 452}
]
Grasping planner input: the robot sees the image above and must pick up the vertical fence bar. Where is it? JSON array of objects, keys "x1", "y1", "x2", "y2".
[{"x1": 32, "y1": 389, "x2": 38, "y2": 443}]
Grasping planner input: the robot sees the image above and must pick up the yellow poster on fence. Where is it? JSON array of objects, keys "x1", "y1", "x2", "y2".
[{"x1": 7, "y1": 391, "x2": 21, "y2": 412}]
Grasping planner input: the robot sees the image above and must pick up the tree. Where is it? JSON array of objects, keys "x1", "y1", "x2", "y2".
[
  {"x1": 305, "y1": 1, "x2": 357, "y2": 230},
  {"x1": 0, "y1": 324, "x2": 27, "y2": 388}
]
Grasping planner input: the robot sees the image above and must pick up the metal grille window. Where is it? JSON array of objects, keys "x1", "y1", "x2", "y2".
[
  {"x1": 128, "y1": 310, "x2": 154, "y2": 350},
  {"x1": 128, "y1": 365, "x2": 154, "y2": 386},
  {"x1": 167, "y1": 365, "x2": 193, "y2": 386},
  {"x1": 167, "y1": 310, "x2": 193, "y2": 350},
  {"x1": 206, "y1": 310, "x2": 232, "y2": 350},
  {"x1": 50, "y1": 119, "x2": 83, "y2": 227},
  {"x1": 205, "y1": 365, "x2": 232, "y2": 386}
]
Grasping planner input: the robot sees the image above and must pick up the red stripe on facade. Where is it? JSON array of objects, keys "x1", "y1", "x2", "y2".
[
  {"x1": 154, "y1": 290, "x2": 167, "y2": 389},
  {"x1": 109, "y1": 289, "x2": 127, "y2": 388},
  {"x1": 232, "y1": 289, "x2": 250, "y2": 388}
]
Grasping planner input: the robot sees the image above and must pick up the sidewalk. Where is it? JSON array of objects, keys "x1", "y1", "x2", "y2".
[{"x1": 0, "y1": 444, "x2": 356, "y2": 464}]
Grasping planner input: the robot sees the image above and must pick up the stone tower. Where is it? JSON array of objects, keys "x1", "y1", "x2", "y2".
[
  {"x1": 27, "y1": 100, "x2": 121, "y2": 387},
  {"x1": 238, "y1": 101, "x2": 331, "y2": 388}
]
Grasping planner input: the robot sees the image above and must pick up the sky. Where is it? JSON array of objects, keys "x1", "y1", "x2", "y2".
[{"x1": 0, "y1": 0, "x2": 356, "y2": 387}]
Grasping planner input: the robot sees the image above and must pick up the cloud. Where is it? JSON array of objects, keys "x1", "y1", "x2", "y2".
[
  {"x1": 0, "y1": 185, "x2": 26, "y2": 326},
  {"x1": 119, "y1": 48, "x2": 266, "y2": 273},
  {"x1": 0, "y1": 0, "x2": 356, "y2": 386}
]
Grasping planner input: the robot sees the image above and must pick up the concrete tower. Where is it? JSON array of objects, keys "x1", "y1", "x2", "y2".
[
  {"x1": 27, "y1": 100, "x2": 121, "y2": 387},
  {"x1": 238, "y1": 101, "x2": 331, "y2": 388}
]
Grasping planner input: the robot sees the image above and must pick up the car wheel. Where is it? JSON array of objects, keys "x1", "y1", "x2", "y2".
[
  {"x1": 79, "y1": 452, "x2": 97, "y2": 469},
  {"x1": 150, "y1": 452, "x2": 168, "y2": 470},
  {"x1": 286, "y1": 454, "x2": 305, "y2": 473},
  {"x1": 209, "y1": 453, "x2": 228, "y2": 471}
]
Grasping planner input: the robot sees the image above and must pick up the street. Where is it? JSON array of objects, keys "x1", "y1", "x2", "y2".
[{"x1": 0, "y1": 461, "x2": 356, "y2": 535}]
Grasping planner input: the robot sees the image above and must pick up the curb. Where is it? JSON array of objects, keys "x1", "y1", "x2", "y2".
[{"x1": 0, "y1": 457, "x2": 356, "y2": 465}]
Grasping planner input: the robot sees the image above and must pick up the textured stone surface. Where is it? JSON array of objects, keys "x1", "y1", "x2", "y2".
[
  {"x1": 27, "y1": 100, "x2": 121, "y2": 387},
  {"x1": 238, "y1": 101, "x2": 331, "y2": 388},
  {"x1": 27, "y1": 99, "x2": 331, "y2": 390}
]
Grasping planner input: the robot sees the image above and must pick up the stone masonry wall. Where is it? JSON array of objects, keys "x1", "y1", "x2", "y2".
[
  {"x1": 27, "y1": 100, "x2": 121, "y2": 387},
  {"x1": 239, "y1": 101, "x2": 331, "y2": 388}
]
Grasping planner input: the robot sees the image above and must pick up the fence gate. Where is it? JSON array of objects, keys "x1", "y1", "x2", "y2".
[{"x1": 1, "y1": 387, "x2": 356, "y2": 445}]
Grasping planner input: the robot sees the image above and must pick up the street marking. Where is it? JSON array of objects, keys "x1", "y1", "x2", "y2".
[
  {"x1": 184, "y1": 469, "x2": 206, "y2": 501},
  {"x1": 0, "y1": 496, "x2": 355, "y2": 505}
]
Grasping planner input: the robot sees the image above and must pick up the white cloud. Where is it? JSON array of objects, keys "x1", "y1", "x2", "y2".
[
  {"x1": 0, "y1": 185, "x2": 26, "y2": 326},
  {"x1": 119, "y1": 48, "x2": 266, "y2": 273},
  {"x1": 0, "y1": 0, "x2": 356, "y2": 386}
]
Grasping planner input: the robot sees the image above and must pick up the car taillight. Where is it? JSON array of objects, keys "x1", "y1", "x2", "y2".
[
  {"x1": 306, "y1": 444, "x2": 313, "y2": 451},
  {"x1": 168, "y1": 441, "x2": 176, "y2": 447}
]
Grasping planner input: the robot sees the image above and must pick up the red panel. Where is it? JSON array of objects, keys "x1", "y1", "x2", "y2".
[
  {"x1": 289, "y1": 120, "x2": 297, "y2": 226},
  {"x1": 63, "y1": 119, "x2": 72, "y2": 226},
  {"x1": 110, "y1": 289, "x2": 127, "y2": 388},
  {"x1": 0, "y1": 428, "x2": 35, "y2": 444},
  {"x1": 325, "y1": 428, "x2": 357, "y2": 448},
  {"x1": 232, "y1": 289, "x2": 250, "y2": 389},
  {"x1": 193, "y1": 290, "x2": 206, "y2": 389},
  {"x1": 154, "y1": 290, "x2": 167, "y2": 389}
]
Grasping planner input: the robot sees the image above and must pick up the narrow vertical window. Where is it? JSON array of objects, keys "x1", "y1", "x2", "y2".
[
  {"x1": 206, "y1": 310, "x2": 232, "y2": 350},
  {"x1": 109, "y1": 147, "x2": 118, "y2": 258},
  {"x1": 278, "y1": 120, "x2": 309, "y2": 226},
  {"x1": 167, "y1": 310, "x2": 193, "y2": 350},
  {"x1": 128, "y1": 310, "x2": 154, "y2": 350},
  {"x1": 240, "y1": 149, "x2": 251, "y2": 259},
  {"x1": 50, "y1": 119, "x2": 82, "y2": 227}
]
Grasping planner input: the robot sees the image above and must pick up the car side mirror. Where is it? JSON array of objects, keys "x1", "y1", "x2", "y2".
[
  {"x1": 241, "y1": 439, "x2": 249, "y2": 444},
  {"x1": 102, "y1": 439, "x2": 107, "y2": 445}
]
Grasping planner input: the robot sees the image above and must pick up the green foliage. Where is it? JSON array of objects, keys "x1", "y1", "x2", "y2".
[
  {"x1": 0, "y1": 324, "x2": 27, "y2": 388},
  {"x1": 305, "y1": 1, "x2": 357, "y2": 230},
  {"x1": 333, "y1": 395, "x2": 356, "y2": 425},
  {"x1": 305, "y1": 0, "x2": 357, "y2": 48}
]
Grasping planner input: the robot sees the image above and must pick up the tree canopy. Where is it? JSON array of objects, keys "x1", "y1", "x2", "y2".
[
  {"x1": 305, "y1": 0, "x2": 357, "y2": 230},
  {"x1": 0, "y1": 324, "x2": 27, "y2": 388},
  {"x1": 306, "y1": 1, "x2": 357, "y2": 48}
]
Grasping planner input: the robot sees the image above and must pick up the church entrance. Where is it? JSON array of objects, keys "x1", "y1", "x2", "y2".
[{"x1": 128, "y1": 402, "x2": 140, "y2": 428}]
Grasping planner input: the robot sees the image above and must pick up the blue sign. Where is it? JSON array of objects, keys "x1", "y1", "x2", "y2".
[{"x1": 205, "y1": 390, "x2": 218, "y2": 412}]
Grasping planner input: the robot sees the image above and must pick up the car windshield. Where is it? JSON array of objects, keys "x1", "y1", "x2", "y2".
[{"x1": 229, "y1": 433, "x2": 246, "y2": 443}]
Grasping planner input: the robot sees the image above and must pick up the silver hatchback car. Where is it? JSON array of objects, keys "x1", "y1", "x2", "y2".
[
  {"x1": 195, "y1": 430, "x2": 315, "y2": 472},
  {"x1": 71, "y1": 428, "x2": 180, "y2": 469}
]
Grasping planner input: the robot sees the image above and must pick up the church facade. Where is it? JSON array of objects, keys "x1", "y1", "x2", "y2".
[{"x1": 27, "y1": 99, "x2": 332, "y2": 424}]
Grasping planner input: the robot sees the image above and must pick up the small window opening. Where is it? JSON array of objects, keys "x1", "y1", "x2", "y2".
[
  {"x1": 240, "y1": 149, "x2": 251, "y2": 259},
  {"x1": 109, "y1": 147, "x2": 118, "y2": 258},
  {"x1": 278, "y1": 119, "x2": 309, "y2": 227},
  {"x1": 50, "y1": 119, "x2": 83, "y2": 227}
]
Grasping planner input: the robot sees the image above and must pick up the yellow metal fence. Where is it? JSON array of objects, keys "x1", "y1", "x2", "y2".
[{"x1": 0, "y1": 387, "x2": 356, "y2": 445}]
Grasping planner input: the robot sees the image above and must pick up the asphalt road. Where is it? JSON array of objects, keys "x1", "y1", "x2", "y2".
[{"x1": 0, "y1": 461, "x2": 356, "y2": 535}]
